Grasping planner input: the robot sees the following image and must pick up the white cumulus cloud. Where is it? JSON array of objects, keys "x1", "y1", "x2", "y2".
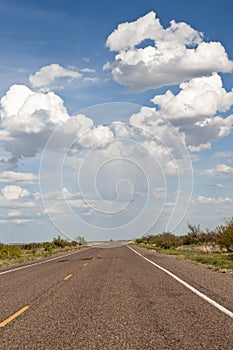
[
  {"x1": 105, "y1": 11, "x2": 233, "y2": 91},
  {"x1": 151, "y1": 73, "x2": 233, "y2": 120},
  {"x1": 0, "y1": 171, "x2": 38, "y2": 184},
  {"x1": 206, "y1": 184, "x2": 224, "y2": 188},
  {"x1": 29, "y1": 64, "x2": 82, "y2": 88},
  {"x1": 198, "y1": 195, "x2": 233, "y2": 204},
  {"x1": 1, "y1": 84, "x2": 68, "y2": 133},
  {"x1": 8, "y1": 209, "x2": 22, "y2": 217},
  {"x1": 0, "y1": 84, "x2": 93, "y2": 165},
  {"x1": 78, "y1": 125, "x2": 114, "y2": 149},
  {"x1": 1, "y1": 185, "x2": 30, "y2": 200},
  {"x1": 148, "y1": 74, "x2": 233, "y2": 151},
  {"x1": 213, "y1": 151, "x2": 233, "y2": 158},
  {"x1": 199, "y1": 164, "x2": 233, "y2": 178}
]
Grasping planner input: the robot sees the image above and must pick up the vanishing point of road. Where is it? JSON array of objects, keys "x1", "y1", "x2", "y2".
[{"x1": 0, "y1": 245, "x2": 233, "y2": 349}]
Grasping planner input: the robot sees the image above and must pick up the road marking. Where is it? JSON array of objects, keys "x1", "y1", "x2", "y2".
[
  {"x1": 0, "y1": 306, "x2": 30, "y2": 328},
  {"x1": 128, "y1": 246, "x2": 233, "y2": 319},
  {"x1": 0, "y1": 248, "x2": 90, "y2": 275},
  {"x1": 83, "y1": 263, "x2": 88, "y2": 267},
  {"x1": 64, "y1": 273, "x2": 73, "y2": 281}
]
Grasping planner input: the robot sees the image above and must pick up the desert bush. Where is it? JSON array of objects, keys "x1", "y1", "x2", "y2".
[
  {"x1": 52, "y1": 235, "x2": 69, "y2": 248},
  {"x1": 135, "y1": 238, "x2": 145, "y2": 244},
  {"x1": 154, "y1": 232, "x2": 179, "y2": 249},
  {"x1": 216, "y1": 218, "x2": 233, "y2": 252},
  {"x1": 183, "y1": 223, "x2": 202, "y2": 245},
  {"x1": 136, "y1": 232, "x2": 183, "y2": 249},
  {"x1": 199, "y1": 230, "x2": 218, "y2": 244},
  {"x1": 42, "y1": 242, "x2": 53, "y2": 252},
  {"x1": 0, "y1": 245, "x2": 22, "y2": 259}
]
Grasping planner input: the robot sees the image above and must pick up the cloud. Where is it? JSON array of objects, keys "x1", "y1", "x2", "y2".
[
  {"x1": 106, "y1": 11, "x2": 202, "y2": 51},
  {"x1": 199, "y1": 164, "x2": 233, "y2": 178},
  {"x1": 0, "y1": 187, "x2": 44, "y2": 224},
  {"x1": 0, "y1": 84, "x2": 93, "y2": 165},
  {"x1": 83, "y1": 77, "x2": 99, "y2": 83},
  {"x1": 1, "y1": 73, "x2": 230, "y2": 178},
  {"x1": 78, "y1": 125, "x2": 114, "y2": 149},
  {"x1": 152, "y1": 187, "x2": 166, "y2": 199},
  {"x1": 151, "y1": 73, "x2": 233, "y2": 120},
  {"x1": 1, "y1": 185, "x2": 30, "y2": 200},
  {"x1": 188, "y1": 143, "x2": 211, "y2": 152},
  {"x1": 184, "y1": 115, "x2": 233, "y2": 151},
  {"x1": 129, "y1": 106, "x2": 212, "y2": 156},
  {"x1": 148, "y1": 74, "x2": 233, "y2": 151},
  {"x1": 80, "y1": 68, "x2": 96, "y2": 73},
  {"x1": 29, "y1": 64, "x2": 82, "y2": 88},
  {"x1": 38, "y1": 112, "x2": 193, "y2": 236},
  {"x1": 129, "y1": 107, "x2": 188, "y2": 165},
  {"x1": 197, "y1": 195, "x2": 233, "y2": 204},
  {"x1": 0, "y1": 156, "x2": 18, "y2": 170},
  {"x1": 8, "y1": 209, "x2": 22, "y2": 217},
  {"x1": 206, "y1": 183, "x2": 224, "y2": 188},
  {"x1": 1, "y1": 84, "x2": 68, "y2": 132},
  {"x1": 213, "y1": 151, "x2": 233, "y2": 158},
  {"x1": 0, "y1": 171, "x2": 38, "y2": 184},
  {"x1": 13, "y1": 219, "x2": 33, "y2": 224},
  {"x1": 0, "y1": 199, "x2": 35, "y2": 209},
  {"x1": 0, "y1": 219, "x2": 33, "y2": 224},
  {"x1": 105, "y1": 11, "x2": 233, "y2": 91},
  {"x1": 40, "y1": 188, "x2": 90, "y2": 218}
]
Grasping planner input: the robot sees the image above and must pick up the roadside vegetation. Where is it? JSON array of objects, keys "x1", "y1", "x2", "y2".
[
  {"x1": 0, "y1": 235, "x2": 86, "y2": 268},
  {"x1": 135, "y1": 218, "x2": 233, "y2": 271}
]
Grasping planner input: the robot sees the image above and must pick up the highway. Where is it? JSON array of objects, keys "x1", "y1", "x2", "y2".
[{"x1": 0, "y1": 245, "x2": 233, "y2": 349}]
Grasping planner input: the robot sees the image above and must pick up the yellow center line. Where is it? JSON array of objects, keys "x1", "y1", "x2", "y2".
[
  {"x1": 64, "y1": 273, "x2": 73, "y2": 281},
  {"x1": 0, "y1": 306, "x2": 30, "y2": 328},
  {"x1": 83, "y1": 262, "x2": 88, "y2": 267}
]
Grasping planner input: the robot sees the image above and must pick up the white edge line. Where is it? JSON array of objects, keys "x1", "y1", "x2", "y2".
[
  {"x1": 127, "y1": 245, "x2": 233, "y2": 319},
  {"x1": 0, "y1": 247, "x2": 90, "y2": 275}
]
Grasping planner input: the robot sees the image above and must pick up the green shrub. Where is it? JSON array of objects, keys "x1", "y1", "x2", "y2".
[
  {"x1": 216, "y1": 218, "x2": 233, "y2": 252},
  {"x1": 135, "y1": 238, "x2": 145, "y2": 244},
  {"x1": 52, "y1": 235, "x2": 68, "y2": 248},
  {"x1": 136, "y1": 232, "x2": 183, "y2": 249},
  {"x1": 0, "y1": 245, "x2": 22, "y2": 259},
  {"x1": 42, "y1": 242, "x2": 53, "y2": 252}
]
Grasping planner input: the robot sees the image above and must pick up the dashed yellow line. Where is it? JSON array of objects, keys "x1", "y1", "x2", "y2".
[
  {"x1": 0, "y1": 306, "x2": 30, "y2": 328},
  {"x1": 64, "y1": 273, "x2": 73, "y2": 281}
]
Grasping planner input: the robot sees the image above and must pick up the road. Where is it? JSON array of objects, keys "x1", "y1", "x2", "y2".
[{"x1": 0, "y1": 245, "x2": 233, "y2": 349}]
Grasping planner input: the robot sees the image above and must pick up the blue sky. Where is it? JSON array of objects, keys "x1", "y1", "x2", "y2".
[
  {"x1": 0, "y1": 0, "x2": 233, "y2": 242},
  {"x1": 1, "y1": 0, "x2": 233, "y2": 111}
]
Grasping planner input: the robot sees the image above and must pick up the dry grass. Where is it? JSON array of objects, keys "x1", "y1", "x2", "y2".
[
  {"x1": 136, "y1": 243, "x2": 233, "y2": 271},
  {"x1": 0, "y1": 244, "x2": 83, "y2": 268}
]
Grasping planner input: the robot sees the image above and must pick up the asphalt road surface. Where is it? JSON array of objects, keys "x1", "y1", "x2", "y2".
[{"x1": 0, "y1": 245, "x2": 233, "y2": 349}]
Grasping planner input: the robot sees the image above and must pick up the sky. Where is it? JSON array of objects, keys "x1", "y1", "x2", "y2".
[{"x1": 0, "y1": 0, "x2": 233, "y2": 243}]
